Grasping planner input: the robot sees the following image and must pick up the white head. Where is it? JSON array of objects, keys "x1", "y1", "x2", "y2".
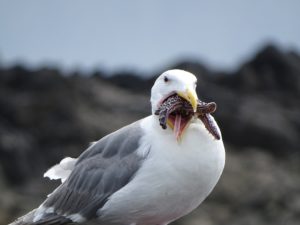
[{"x1": 151, "y1": 69, "x2": 198, "y2": 114}]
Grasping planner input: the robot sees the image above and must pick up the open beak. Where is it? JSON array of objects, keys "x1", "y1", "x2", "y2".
[
  {"x1": 166, "y1": 88, "x2": 198, "y2": 141},
  {"x1": 177, "y1": 88, "x2": 198, "y2": 112}
]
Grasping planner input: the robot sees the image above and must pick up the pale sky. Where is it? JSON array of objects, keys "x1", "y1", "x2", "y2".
[{"x1": 0, "y1": 0, "x2": 299, "y2": 74}]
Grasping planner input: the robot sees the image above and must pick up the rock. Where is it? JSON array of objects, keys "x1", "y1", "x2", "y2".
[
  {"x1": 219, "y1": 44, "x2": 300, "y2": 94},
  {"x1": 0, "y1": 44, "x2": 300, "y2": 225}
]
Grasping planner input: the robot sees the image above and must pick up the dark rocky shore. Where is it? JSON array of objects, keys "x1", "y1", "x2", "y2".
[{"x1": 0, "y1": 45, "x2": 299, "y2": 225}]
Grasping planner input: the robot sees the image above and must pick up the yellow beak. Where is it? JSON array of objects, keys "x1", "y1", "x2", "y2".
[{"x1": 177, "y1": 88, "x2": 198, "y2": 112}]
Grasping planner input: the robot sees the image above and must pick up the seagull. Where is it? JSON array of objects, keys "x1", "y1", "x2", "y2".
[{"x1": 10, "y1": 69, "x2": 225, "y2": 225}]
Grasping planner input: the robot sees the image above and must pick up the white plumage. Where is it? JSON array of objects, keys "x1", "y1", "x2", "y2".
[
  {"x1": 10, "y1": 69, "x2": 225, "y2": 225},
  {"x1": 99, "y1": 115, "x2": 225, "y2": 225}
]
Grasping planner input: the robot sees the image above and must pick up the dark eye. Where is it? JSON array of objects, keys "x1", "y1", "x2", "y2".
[{"x1": 164, "y1": 76, "x2": 169, "y2": 82}]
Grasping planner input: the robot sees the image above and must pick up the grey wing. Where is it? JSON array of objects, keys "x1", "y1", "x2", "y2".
[{"x1": 35, "y1": 120, "x2": 147, "y2": 223}]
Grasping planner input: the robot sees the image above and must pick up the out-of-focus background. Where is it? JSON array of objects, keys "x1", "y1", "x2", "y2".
[{"x1": 1, "y1": 1, "x2": 300, "y2": 225}]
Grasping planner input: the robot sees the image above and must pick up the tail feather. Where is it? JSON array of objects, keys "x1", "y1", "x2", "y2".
[
  {"x1": 8, "y1": 209, "x2": 36, "y2": 225},
  {"x1": 8, "y1": 210, "x2": 73, "y2": 225},
  {"x1": 32, "y1": 213, "x2": 72, "y2": 225}
]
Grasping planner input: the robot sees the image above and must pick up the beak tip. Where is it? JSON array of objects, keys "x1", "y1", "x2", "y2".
[
  {"x1": 177, "y1": 88, "x2": 198, "y2": 112},
  {"x1": 191, "y1": 99, "x2": 198, "y2": 113}
]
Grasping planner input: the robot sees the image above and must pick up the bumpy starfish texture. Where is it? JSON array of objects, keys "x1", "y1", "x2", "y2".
[{"x1": 155, "y1": 95, "x2": 220, "y2": 140}]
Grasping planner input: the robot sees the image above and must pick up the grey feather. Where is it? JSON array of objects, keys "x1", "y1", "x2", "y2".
[
  {"x1": 41, "y1": 120, "x2": 146, "y2": 221},
  {"x1": 9, "y1": 210, "x2": 72, "y2": 225},
  {"x1": 10, "y1": 120, "x2": 147, "y2": 225},
  {"x1": 8, "y1": 210, "x2": 36, "y2": 225}
]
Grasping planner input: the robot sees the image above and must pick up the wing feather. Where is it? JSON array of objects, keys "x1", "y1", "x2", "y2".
[{"x1": 35, "y1": 120, "x2": 147, "y2": 222}]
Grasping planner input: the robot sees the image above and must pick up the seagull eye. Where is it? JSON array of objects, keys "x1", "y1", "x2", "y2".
[{"x1": 164, "y1": 76, "x2": 169, "y2": 83}]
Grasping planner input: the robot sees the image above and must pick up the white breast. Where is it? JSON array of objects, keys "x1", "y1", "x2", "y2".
[{"x1": 99, "y1": 115, "x2": 225, "y2": 225}]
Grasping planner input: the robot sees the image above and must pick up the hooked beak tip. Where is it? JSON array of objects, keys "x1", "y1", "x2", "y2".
[{"x1": 177, "y1": 88, "x2": 198, "y2": 112}]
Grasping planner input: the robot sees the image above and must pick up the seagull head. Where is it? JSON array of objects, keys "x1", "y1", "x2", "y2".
[{"x1": 151, "y1": 69, "x2": 199, "y2": 139}]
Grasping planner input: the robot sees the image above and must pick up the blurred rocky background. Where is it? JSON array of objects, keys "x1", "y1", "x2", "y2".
[{"x1": 0, "y1": 44, "x2": 300, "y2": 225}]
